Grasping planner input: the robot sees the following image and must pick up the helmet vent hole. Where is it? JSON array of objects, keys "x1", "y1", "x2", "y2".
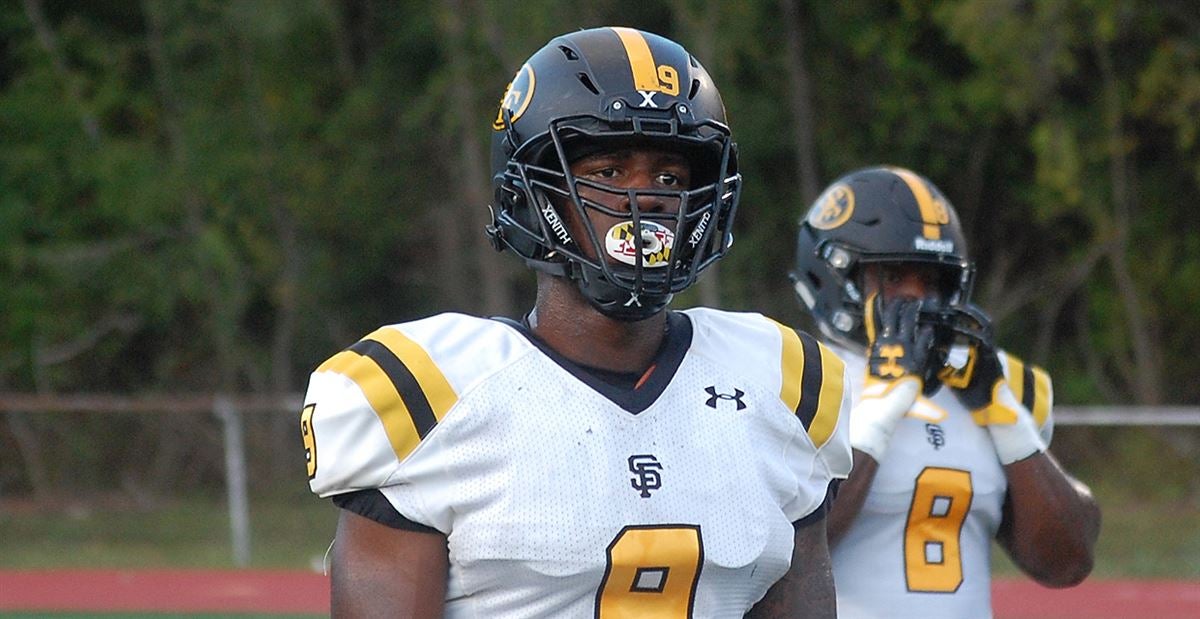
[
  {"x1": 805, "y1": 271, "x2": 821, "y2": 289},
  {"x1": 576, "y1": 72, "x2": 600, "y2": 95},
  {"x1": 688, "y1": 79, "x2": 701, "y2": 99},
  {"x1": 558, "y1": 46, "x2": 579, "y2": 61}
]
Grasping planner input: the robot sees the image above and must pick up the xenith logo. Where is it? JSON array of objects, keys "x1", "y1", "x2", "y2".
[
  {"x1": 542, "y1": 203, "x2": 572, "y2": 245},
  {"x1": 704, "y1": 386, "x2": 746, "y2": 410},
  {"x1": 628, "y1": 454, "x2": 663, "y2": 498},
  {"x1": 688, "y1": 211, "x2": 711, "y2": 248}
]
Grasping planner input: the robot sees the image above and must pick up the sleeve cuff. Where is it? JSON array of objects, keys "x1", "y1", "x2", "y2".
[
  {"x1": 793, "y1": 480, "x2": 838, "y2": 528},
  {"x1": 331, "y1": 488, "x2": 440, "y2": 534}
]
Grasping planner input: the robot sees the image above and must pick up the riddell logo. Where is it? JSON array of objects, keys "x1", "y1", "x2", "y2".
[
  {"x1": 913, "y1": 237, "x2": 954, "y2": 253},
  {"x1": 542, "y1": 203, "x2": 572, "y2": 245}
]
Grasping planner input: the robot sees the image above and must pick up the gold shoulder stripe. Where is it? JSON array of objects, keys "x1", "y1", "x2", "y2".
[
  {"x1": 611, "y1": 27, "x2": 659, "y2": 91},
  {"x1": 1030, "y1": 365, "x2": 1052, "y2": 429},
  {"x1": 1004, "y1": 354, "x2": 1052, "y2": 429},
  {"x1": 1005, "y1": 355, "x2": 1026, "y2": 405},
  {"x1": 316, "y1": 350, "x2": 358, "y2": 374},
  {"x1": 315, "y1": 327, "x2": 459, "y2": 463},
  {"x1": 772, "y1": 321, "x2": 846, "y2": 448},
  {"x1": 808, "y1": 340, "x2": 846, "y2": 448},
  {"x1": 317, "y1": 346, "x2": 425, "y2": 462},
  {"x1": 891, "y1": 167, "x2": 944, "y2": 240},
  {"x1": 774, "y1": 320, "x2": 804, "y2": 413},
  {"x1": 364, "y1": 327, "x2": 458, "y2": 421}
]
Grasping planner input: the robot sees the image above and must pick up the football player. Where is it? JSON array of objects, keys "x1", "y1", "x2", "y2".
[
  {"x1": 791, "y1": 166, "x2": 1101, "y2": 618},
  {"x1": 300, "y1": 27, "x2": 853, "y2": 617}
]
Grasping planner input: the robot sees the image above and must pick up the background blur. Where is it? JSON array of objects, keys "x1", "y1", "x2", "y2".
[{"x1": 1, "y1": 0, "x2": 1197, "y2": 577}]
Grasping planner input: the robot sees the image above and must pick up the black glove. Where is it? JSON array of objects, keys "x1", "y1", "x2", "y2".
[
  {"x1": 864, "y1": 293, "x2": 937, "y2": 391},
  {"x1": 938, "y1": 304, "x2": 1004, "y2": 410},
  {"x1": 939, "y1": 304, "x2": 1048, "y2": 463}
]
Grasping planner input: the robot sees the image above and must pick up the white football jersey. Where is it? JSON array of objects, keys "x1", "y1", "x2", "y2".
[
  {"x1": 830, "y1": 344, "x2": 1054, "y2": 619},
  {"x1": 301, "y1": 308, "x2": 853, "y2": 618}
]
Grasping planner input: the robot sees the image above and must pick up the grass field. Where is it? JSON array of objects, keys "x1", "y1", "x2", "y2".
[
  {"x1": 0, "y1": 490, "x2": 338, "y2": 570},
  {"x1": 1, "y1": 481, "x2": 1197, "y2": 578},
  {"x1": 2, "y1": 426, "x2": 1198, "y2": 577}
]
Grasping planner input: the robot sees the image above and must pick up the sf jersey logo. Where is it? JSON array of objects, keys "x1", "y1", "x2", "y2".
[{"x1": 628, "y1": 454, "x2": 663, "y2": 498}]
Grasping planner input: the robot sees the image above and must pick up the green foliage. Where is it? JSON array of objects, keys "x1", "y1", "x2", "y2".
[{"x1": 0, "y1": 0, "x2": 1197, "y2": 495}]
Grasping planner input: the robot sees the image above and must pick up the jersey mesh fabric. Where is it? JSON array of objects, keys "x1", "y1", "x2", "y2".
[{"x1": 306, "y1": 311, "x2": 851, "y2": 618}]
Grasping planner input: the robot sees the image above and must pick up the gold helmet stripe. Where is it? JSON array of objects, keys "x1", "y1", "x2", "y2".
[
  {"x1": 612, "y1": 27, "x2": 660, "y2": 91},
  {"x1": 891, "y1": 167, "x2": 945, "y2": 240}
]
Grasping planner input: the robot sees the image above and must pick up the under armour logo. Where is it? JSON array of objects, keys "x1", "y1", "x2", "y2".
[
  {"x1": 704, "y1": 386, "x2": 746, "y2": 410},
  {"x1": 628, "y1": 454, "x2": 662, "y2": 498},
  {"x1": 637, "y1": 90, "x2": 659, "y2": 108},
  {"x1": 925, "y1": 423, "x2": 945, "y2": 450}
]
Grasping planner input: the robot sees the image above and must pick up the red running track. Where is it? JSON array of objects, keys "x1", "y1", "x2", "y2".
[
  {"x1": 0, "y1": 570, "x2": 1197, "y2": 617},
  {"x1": 0, "y1": 569, "x2": 329, "y2": 614}
]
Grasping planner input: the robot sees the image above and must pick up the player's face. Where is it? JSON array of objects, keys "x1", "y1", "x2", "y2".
[
  {"x1": 563, "y1": 147, "x2": 692, "y2": 264},
  {"x1": 861, "y1": 263, "x2": 948, "y2": 304}
]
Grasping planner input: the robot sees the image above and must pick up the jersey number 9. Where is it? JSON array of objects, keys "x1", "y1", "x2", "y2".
[{"x1": 596, "y1": 525, "x2": 702, "y2": 618}]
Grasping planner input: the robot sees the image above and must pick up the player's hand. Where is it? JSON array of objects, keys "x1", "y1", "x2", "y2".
[
  {"x1": 865, "y1": 293, "x2": 937, "y2": 385},
  {"x1": 850, "y1": 294, "x2": 931, "y2": 462},
  {"x1": 940, "y1": 307, "x2": 1046, "y2": 464}
]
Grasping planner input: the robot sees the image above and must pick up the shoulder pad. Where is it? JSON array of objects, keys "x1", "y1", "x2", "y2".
[{"x1": 310, "y1": 313, "x2": 529, "y2": 465}]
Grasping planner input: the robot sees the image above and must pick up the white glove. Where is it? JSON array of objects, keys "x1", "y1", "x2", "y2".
[
  {"x1": 850, "y1": 376, "x2": 921, "y2": 462},
  {"x1": 973, "y1": 380, "x2": 1046, "y2": 465}
]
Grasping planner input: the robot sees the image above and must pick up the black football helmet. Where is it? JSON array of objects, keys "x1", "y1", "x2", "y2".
[
  {"x1": 791, "y1": 166, "x2": 978, "y2": 350},
  {"x1": 486, "y1": 27, "x2": 741, "y2": 321}
]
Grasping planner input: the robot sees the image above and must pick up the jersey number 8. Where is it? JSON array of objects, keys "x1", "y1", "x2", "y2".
[{"x1": 904, "y1": 467, "x2": 972, "y2": 593}]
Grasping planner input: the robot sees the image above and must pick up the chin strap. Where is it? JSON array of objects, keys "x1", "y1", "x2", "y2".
[{"x1": 523, "y1": 252, "x2": 673, "y2": 321}]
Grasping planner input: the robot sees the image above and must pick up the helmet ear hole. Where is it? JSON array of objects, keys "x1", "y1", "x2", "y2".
[{"x1": 494, "y1": 181, "x2": 545, "y2": 260}]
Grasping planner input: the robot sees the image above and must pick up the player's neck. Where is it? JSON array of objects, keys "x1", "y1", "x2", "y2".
[{"x1": 530, "y1": 278, "x2": 668, "y2": 374}]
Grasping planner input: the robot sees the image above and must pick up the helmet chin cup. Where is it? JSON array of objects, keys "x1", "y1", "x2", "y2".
[{"x1": 574, "y1": 262, "x2": 671, "y2": 321}]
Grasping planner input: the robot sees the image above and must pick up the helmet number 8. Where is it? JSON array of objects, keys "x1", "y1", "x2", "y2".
[
  {"x1": 596, "y1": 524, "x2": 702, "y2": 618},
  {"x1": 904, "y1": 467, "x2": 972, "y2": 592}
]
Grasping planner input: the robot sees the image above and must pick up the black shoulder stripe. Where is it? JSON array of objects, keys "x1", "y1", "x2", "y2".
[
  {"x1": 348, "y1": 339, "x2": 438, "y2": 440},
  {"x1": 795, "y1": 330, "x2": 824, "y2": 430},
  {"x1": 1021, "y1": 364, "x2": 1036, "y2": 412}
]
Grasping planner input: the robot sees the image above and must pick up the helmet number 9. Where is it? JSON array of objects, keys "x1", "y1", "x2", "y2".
[
  {"x1": 596, "y1": 525, "x2": 701, "y2": 617},
  {"x1": 657, "y1": 65, "x2": 680, "y2": 96},
  {"x1": 904, "y1": 467, "x2": 971, "y2": 592}
]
